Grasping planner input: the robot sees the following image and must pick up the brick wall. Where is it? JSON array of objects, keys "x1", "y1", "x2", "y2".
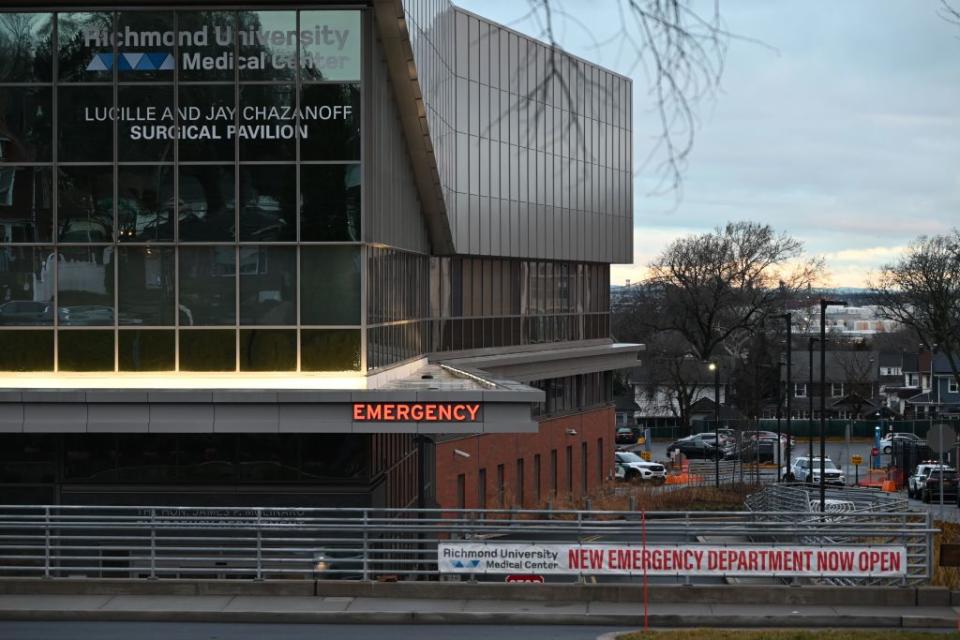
[{"x1": 434, "y1": 405, "x2": 615, "y2": 510}]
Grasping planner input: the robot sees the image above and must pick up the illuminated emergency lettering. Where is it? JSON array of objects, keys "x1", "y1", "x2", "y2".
[{"x1": 352, "y1": 402, "x2": 482, "y2": 422}]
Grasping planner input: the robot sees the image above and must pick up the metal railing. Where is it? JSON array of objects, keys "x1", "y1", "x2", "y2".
[
  {"x1": 0, "y1": 505, "x2": 934, "y2": 586},
  {"x1": 744, "y1": 484, "x2": 924, "y2": 586}
]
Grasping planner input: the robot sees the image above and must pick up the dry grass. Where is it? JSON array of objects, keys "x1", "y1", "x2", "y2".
[
  {"x1": 618, "y1": 631, "x2": 960, "y2": 640},
  {"x1": 933, "y1": 520, "x2": 960, "y2": 589},
  {"x1": 527, "y1": 483, "x2": 754, "y2": 518}
]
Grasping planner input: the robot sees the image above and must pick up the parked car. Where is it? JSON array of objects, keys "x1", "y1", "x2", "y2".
[
  {"x1": 0, "y1": 300, "x2": 51, "y2": 325},
  {"x1": 614, "y1": 451, "x2": 666, "y2": 484},
  {"x1": 615, "y1": 427, "x2": 636, "y2": 445},
  {"x1": 790, "y1": 456, "x2": 845, "y2": 485},
  {"x1": 666, "y1": 434, "x2": 722, "y2": 460},
  {"x1": 908, "y1": 463, "x2": 955, "y2": 499},
  {"x1": 738, "y1": 438, "x2": 777, "y2": 464},
  {"x1": 922, "y1": 469, "x2": 959, "y2": 504},
  {"x1": 881, "y1": 432, "x2": 925, "y2": 455},
  {"x1": 743, "y1": 430, "x2": 795, "y2": 447}
]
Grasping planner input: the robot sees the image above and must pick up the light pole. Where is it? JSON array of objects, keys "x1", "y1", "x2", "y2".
[
  {"x1": 776, "y1": 361, "x2": 784, "y2": 482},
  {"x1": 820, "y1": 298, "x2": 847, "y2": 512},
  {"x1": 708, "y1": 361, "x2": 720, "y2": 488},
  {"x1": 777, "y1": 313, "x2": 793, "y2": 480},
  {"x1": 808, "y1": 337, "x2": 818, "y2": 467}
]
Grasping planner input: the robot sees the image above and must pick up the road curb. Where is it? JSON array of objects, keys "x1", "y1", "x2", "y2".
[{"x1": 0, "y1": 609, "x2": 949, "y2": 628}]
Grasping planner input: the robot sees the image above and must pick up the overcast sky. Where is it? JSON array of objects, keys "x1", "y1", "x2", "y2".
[{"x1": 456, "y1": 0, "x2": 960, "y2": 287}]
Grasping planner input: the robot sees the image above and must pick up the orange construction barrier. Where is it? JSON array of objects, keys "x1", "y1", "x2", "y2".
[{"x1": 880, "y1": 480, "x2": 897, "y2": 492}]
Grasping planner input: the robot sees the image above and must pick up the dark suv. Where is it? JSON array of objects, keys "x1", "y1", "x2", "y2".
[{"x1": 923, "y1": 470, "x2": 958, "y2": 504}]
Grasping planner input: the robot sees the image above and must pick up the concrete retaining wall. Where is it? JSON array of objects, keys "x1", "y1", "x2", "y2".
[{"x1": 0, "y1": 578, "x2": 948, "y2": 607}]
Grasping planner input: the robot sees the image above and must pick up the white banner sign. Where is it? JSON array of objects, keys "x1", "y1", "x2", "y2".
[{"x1": 438, "y1": 543, "x2": 907, "y2": 578}]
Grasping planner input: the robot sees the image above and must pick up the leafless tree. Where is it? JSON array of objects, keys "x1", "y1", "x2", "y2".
[
  {"x1": 940, "y1": 0, "x2": 960, "y2": 29},
  {"x1": 872, "y1": 231, "x2": 960, "y2": 388},
  {"x1": 833, "y1": 350, "x2": 877, "y2": 418},
  {"x1": 515, "y1": 0, "x2": 764, "y2": 198},
  {"x1": 640, "y1": 221, "x2": 823, "y2": 361}
]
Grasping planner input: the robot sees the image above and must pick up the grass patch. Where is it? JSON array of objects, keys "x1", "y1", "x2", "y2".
[
  {"x1": 618, "y1": 631, "x2": 960, "y2": 640},
  {"x1": 934, "y1": 520, "x2": 960, "y2": 589}
]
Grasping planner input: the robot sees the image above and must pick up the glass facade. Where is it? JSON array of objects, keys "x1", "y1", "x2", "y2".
[{"x1": 0, "y1": 9, "x2": 363, "y2": 372}]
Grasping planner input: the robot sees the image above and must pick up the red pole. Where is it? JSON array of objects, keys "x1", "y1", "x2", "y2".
[{"x1": 642, "y1": 509, "x2": 648, "y2": 630}]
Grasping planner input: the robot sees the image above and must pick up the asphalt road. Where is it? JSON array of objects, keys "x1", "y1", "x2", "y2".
[{"x1": 0, "y1": 622, "x2": 630, "y2": 640}]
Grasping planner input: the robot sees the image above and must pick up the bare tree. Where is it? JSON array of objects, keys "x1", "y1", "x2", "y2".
[
  {"x1": 872, "y1": 231, "x2": 960, "y2": 388},
  {"x1": 641, "y1": 221, "x2": 823, "y2": 361},
  {"x1": 515, "y1": 0, "x2": 764, "y2": 198},
  {"x1": 634, "y1": 332, "x2": 709, "y2": 431},
  {"x1": 833, "y1": 350, "x2": 877, "y2": 418}
]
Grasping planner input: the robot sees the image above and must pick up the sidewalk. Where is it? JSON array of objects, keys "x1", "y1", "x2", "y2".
[{"x1": 0, "y1": 594, "x2": 955, "y2": 628}]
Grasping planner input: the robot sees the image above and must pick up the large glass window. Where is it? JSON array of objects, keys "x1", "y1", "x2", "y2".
[
  {"x1": 239, "y1": 246, "x2": 295, "y2": 325},
  {"x1": 179, "y1": 246, "x2": 235, "y2": 326},
  {"x1": 301, "y1": 246, "x2": 360, "y2": 325},
  {"x1": 0, "y1": 8, "x2": 368, "y2": 373},
  {"x1": 239, "y1": 165, "x2": 296, "y2": 241},
  {"x1": 0, "y1": 87, "x2": 52, "y2": 162},
  {"x1": 58, "y1": 166, "x2": 113, "y2": 242},
  {"x1": 118, "y1": 246, "x2": 174, "y2": 325},
  {"x1": 300, "y1": 164, "x2": 360, "y2": 241}
]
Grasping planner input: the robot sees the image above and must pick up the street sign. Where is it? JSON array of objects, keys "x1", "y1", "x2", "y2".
[
  {"x1": 927, "y1": 423, "x2": 957, "y2": 454},
  {"x1": 505, "y1": 574, "x2": 544, "y2": 583},
  {"x1": 871, "y1": 447, "x2": 879, "y2": 457},
  {"x1": 640, "y1": 451, "x2": 652, "y2": 461},
  {"x1": 851, "y1": 455, "x2": 863, "y2": 465}
]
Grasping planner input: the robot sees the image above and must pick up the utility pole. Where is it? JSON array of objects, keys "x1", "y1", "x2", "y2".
[{"x1": 820, "y1": 299, "x2": 847, "y2": 512}]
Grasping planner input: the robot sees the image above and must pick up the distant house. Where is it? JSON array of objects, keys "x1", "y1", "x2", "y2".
[
  {"x1": 781, "y1": 350, "x2": 880, "y2": 420},
  {"x1": 614, "y1": 393, "x2": 639, "y2": 429},
  {"x1": 627, "y1": 359, "x2": 730, "y2": 429}
]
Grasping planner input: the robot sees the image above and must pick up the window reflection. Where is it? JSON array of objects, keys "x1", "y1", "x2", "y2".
[
  {"x1": 300, "y1": 84, "x2": 360, "y2": 160},
  {"x1": 239, "y1": 165, "x2": 295, "y2": 241},
  {"x1": 118, "y1": 246, "x2": 174, "y2": 325},
  {"x1": 116, "y1": 434, "x2": 177, "y2": 482},
  {"x1": 118, "y1": 86, "x2": 174, "y2": 162},
  {"x1": 0, "y1": 13, "x2": 54, "y2": 82},
  {"x1": 301, "y1": 329, "x2": 360, "y2": 371},
  {"x1": 238, "y1": 11, "x2": 296, "y2": 81},
  {"x1": 63, "y1": 435, "x2": 119, "y2": 482},
  {"x1": 300, "y1": 246, "x2": 360, "y2": 325},
  {"x1": 117, "y1": 166, "x2": 173, "y2": 242},
  {"x1": 0, "y1": 87, "x2": 52, "y2": 163},
  {"x1": 300, "y1": 11, "x2": 361, "y2": 82},
  {"x1": 57, "y1": 246, "x2": 114, "y2": 326},
  {"x1": 179, "y1": 329, "x2": 236, "y2": 371},
  {"x1": 238, "y1": 434, "x2": 299, "y2": 482},
  {"x1": 0, "y1": 167, "x2": 53, "y2": 242},
  {"x1": 178, "y1": 85, "x2": 234, "y2": 162},
  {"x1": 58, "y1": 85, "x2": 113, "y2": 162},
  {"x1": 58, "y1": 329, "x2": 114, "y2": 371},
  {"x1": 116, "y1": 11, "x2": 174, "y2": 82},
  {"x1": 179, "y1": 246, "x2": 235, "y2": 326},
  {"x1": 178, "y1": 435, "x2": 236, "y2": 482},
  {"x1": 178, "y1": 11, "x2": 235, "y2": 82},
  {"x1": 178, "y1": 165, "x2": 235, "y2": 242},
  {"x1": 0, "y1": 246, "x2": 53, "y2": 325},
  {"x1": 239, "y1": 329, "x2": 296, "y2": 371},
  {"x1": 239, "y1": 246, "x2": 295, "y2": 325},
  {"x1": 58, "y1": 166, "x2": 113, "y2": 242},
  {"x1": 239, "y1": 84, "x2": 296, "y2": 161},
  {"x1": 0, "y1": 330, "x2": 53, "y2": 371},
  {"x1": 119, "y1": 330, "x2": 174, "y2": 371},
  {"x1": 300, "y1": 164, "x2": 360, "y2": 241},
  {"x1": 57, "y1": 13, "x2": 113, "y2": 82}
]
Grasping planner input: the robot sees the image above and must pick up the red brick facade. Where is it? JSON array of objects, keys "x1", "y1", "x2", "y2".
[{"x1": 434, "y1": 405, "x2": 615, "y2": 510}]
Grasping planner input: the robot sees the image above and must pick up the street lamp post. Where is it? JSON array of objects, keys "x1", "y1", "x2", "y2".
[
  {"x1": 776, "y1": 361, "x2": 784, "y2": 482},
  {"x1": 708, "y1": 361, "x2": 720, "y2": 488},
  {"x1": 808, "y1": 337, "x2": 818, "y2": 466},
  {"x1": 777, "y1": 313, "x2": 793, "y2": 480},
  {"x1": 820, "y1": 299, "x2": 848, "y2": 513}
]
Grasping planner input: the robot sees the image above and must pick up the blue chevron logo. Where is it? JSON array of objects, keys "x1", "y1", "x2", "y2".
[
  {"x1": 450, "y1": 559, "x2": 481, "y2": 569},
  {"x1": 86, "y1": 52, "x2": 174, "y2": 72}
]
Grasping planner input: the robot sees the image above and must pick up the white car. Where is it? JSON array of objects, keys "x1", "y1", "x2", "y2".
[
  {"x1": 908, "y1": 463, "x2": 955, "y2": 500},
  {"x1": 791, "y1": 456, "x2": 845, "y2": 485},
  {"x1": 615, "y1": 451, "x2": 666, "y2": 484}
]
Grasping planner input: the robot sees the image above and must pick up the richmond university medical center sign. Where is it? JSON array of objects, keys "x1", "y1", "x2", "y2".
[{"x1": 80, "y1": 17, "x2": 359, "y2": 142}]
